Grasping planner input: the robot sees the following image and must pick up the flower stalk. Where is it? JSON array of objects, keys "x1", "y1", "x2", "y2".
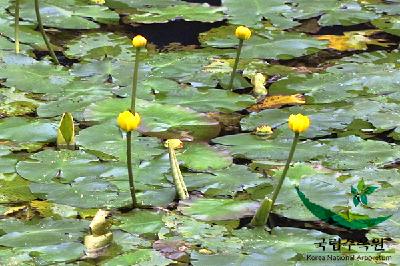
[
  {"x1": 14, "y1": 0, "x2": 20, "y2": 53},
  {"x1": 126, "y1": 131, "x2": 137, "y2": 208},
  {"x1": 227, "y1": 26, "x2": 251, "y2": 91},
  {"x1": 166, "y1": 139, "x2": 189, "y2": 200},
  {"x1": 117, "y1": 35, "x2": 147, "y2": 210},
  {"x1": 117, "y1": 111, "x2": 141, "y2": 209},
  {"x1": 34, "y1": 0, "x2": 59, "y2": 65},
  {"x1": 251, "y1": 114, "x2": 310, "y2": 227},
  {"x1": 131, "y1": 47, "x2": 140, "y2": 112},
  {"x1": 227, "y1": 39, "x2": 243, "y2": 91},
  {"x1": 126, "y1": 46, "x2": 141, "y2": 209}
]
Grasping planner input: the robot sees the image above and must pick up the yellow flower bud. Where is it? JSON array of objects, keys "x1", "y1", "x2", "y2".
[
  {"x1": 288, "y1": 114, "x2": 311, "y2": 133},
  {"x1": 235, "y1": 26, "x2": 252, "y2": 40},
  {"x1": 117, "y1": 111, "x2": 141, "y2": 132},
  {"x1": 164, "y1": 139, "x2": 184, "y2": 149},
  {"x1": 132, "y1": 35, "x2": 147, "y2": 48}
]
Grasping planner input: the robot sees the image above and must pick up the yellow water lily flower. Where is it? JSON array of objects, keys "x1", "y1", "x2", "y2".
[
  {"x1": 235, "y1": 26, "x2": 252, "y2": 40},
  {"x1": 132, "y1": 35, "x2": 147, "y2": 48},
  {"x1": 117, "y1": 111, "x2": 141, "y2": 132},
  {"x1": 164, "y1": 139, "x2": 184, "y2": 149},
  {"x1": 256, "y1": 125, "x2": 273, "y2": 135},
  {"x1": 91, "y1": 0, "x2": 105, "y2": 4},
  {"x1": 288, "y1": 114, "x2": 310, "y2": 133}
]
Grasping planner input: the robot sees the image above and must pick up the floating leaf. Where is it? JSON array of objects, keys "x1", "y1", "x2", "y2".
[
  {"x1": 16, "y1": 150, "x2": 110, "y2": 183},
  {"x1": 178, "y1": 143, "x2": 232, "y2": 171},
  {"x1": 179, "y1": 198, "x2": 259, "y2": 221},
  {"x1": 124, "y1": 4, "x2": 224, "y2": 24},
  {"x1": 184, "y1": 165, "x2": 264, "y2": 196}
]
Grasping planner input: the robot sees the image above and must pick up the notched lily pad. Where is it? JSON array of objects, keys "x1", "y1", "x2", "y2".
[{"x1": 179, "y1": 198, "x2": 259, "y2": 221}]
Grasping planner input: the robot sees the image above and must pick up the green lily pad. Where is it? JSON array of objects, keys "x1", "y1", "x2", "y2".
[
  {"x1": 124, "y1": 4, "x2": 224, "y2": 24},
  {"x1": 16, "y1": 0, "x2": 118, "y2": 29},
  {"x1": 65, "y1": 32, "x2": 135, "y2": 60},
  {"x1": 0, "y1": 218, "x2": 89, "y2": 247},
  {"x1": 16, "y1": 149, "x2": 110, "y2": 183},
  {"x1": 213, "y1": 133, "x2": 328, "y2": 162},
  {"x1": 83, "y1": 98, "x2": 221, "y2": 140},
  {"x1": 36, "y1": 80, "x2": 115, "y2": 118},
  {"x1": 271, "y1": 63, "x2": 400, "y2": 103},
  {"x1": 321, "y1": 136, "x2": 400, "y2": 170},
  {"x1": 76, "y1": 122, "x2": 163, "y2": 161},
  {"x1": 0, "y1": 60, "x2": 73, "y2": 94},
  {"x1": 29, "y1": 176, "x2": 122, "y2": 208},
  {"x1": 241, "y1": 105, "x2": 354, "y2": 139},
  {"x1": 372, "y1": 16, "x2": 400, "y2": 37},
  {"x1": 156, "y1": 87, "x2": 255, "y2": 113},
  {"x1": 184, "y1": 165, "x2": 265, "y2": 196},
  {"x1": 203, "y1": 29, "x2": 327, "y2": 60},
  {"x1": 103, "y1": 249, "x2": 172, "y2": 266},
  {"x1": 0, "y1": 117, "x2": 56, "y2": 143},
  {"x1": 179, "y1": 198, "x2": 259, "y2": 221},
  {"x1": 178, "y1": 143, "x2": 232, "y2": 171},
  {"x1": 147, "y1": 51, "x2": 222, "y2": 88},
  {"x1": 222, "y1": 0, "x2": 298, "y2": 29},
  {"x1": 115, "y1": 210, "x2": 164, "y2": 235}
]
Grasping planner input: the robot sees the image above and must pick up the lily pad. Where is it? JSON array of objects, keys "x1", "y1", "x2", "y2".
[
  {"x1": 125, "y1": 4, "x2": 224, "y2": 24},
  {"x1": 76, "y1": 122, "x2": 163, "y2": 161},
  {"x1": 184, "y1": 165, "x2": 265, "y2": 196},
  {"x1": 213, "y1": 133, "x2": 328, "y2": 162},
  {"x1": 0, "y1": 117, "x2": 56, "y2": 143},
  {"x1": 115, "y1": 210, "x2": 164, "y2": 235},
  {"x1": 179, "y1": 198, "x2": 259, "y2": 221},
  {"x1": 16, "y1": 0, "x2": 118, "y2": 29},
  {"x1": 222, "y1": 0, "x2": 298, "y2": 29},
  {"x1": 16, "y1": 149, "x2": 110, "y2": 183},
  {"x1": 83, "y1": 98, "x2": 221, "y2": 140},
  {"x1": 178, "y1": 143, "x2": 232, "y2": 171},
  {"x1": 29, "y1": 177, "x2": 122, "y2": 208},
  {"x1": 0, "y1": 218, "x2": 89, "y2": 247},
  {"x1": 103, "y1": 249, "x2": 172, "y2": 266}
]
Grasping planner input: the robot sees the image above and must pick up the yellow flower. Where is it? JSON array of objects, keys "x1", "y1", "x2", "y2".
[
  {"x1": 164, "y1": 139, "x2": 184, "y2": 149},
  {"x1": 91, "y1": 0, "x2": 105, "y2": 4},
  {"x1": 288, "y1": 114, "x2": 310, "y2": 133},
  {"x1": 256, "y1": 125, "x2": 273, "y2": 135},
  {"x1": 132, "y1": 35, "x2": 147, "y2": 48},
  {"x1": 235, "y1": 26, "x2": 252, "y2": 40},
  {"x1": 117, "y1": 111, "x2": 141, "y2": 132}
]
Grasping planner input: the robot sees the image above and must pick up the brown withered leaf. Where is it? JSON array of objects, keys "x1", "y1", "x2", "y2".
[{"x1": 248, "y1": 94, "x2": 306, "y2": 112}]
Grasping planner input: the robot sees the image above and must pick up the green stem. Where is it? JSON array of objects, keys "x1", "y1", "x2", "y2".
[
  {"x1": 252, "y1": 132, "x2": 300, "y2": 227},
  {"x1": 168, "y1": 147, "x2": 188, "y2": 200},
  {"x1": 34, "y1": 0, "x2": 59, "y2": 65},
  {"x1": 14, "y1": 0, "x2": 20, "y2": 53},
  {"x1": 131, "y1": 47, "x2": 140, "y2": 113},
  {"x1": 126, "y1": 132, "x2": 137, "y2": 209},
  {"x1": 227, "y1": 39, "x2": 244, "y2": 91},
  {"x1": 270, "y1": 132, "x2": 299, "y2": 205},
  {"x1": 173, "y1": 150, "x2": 189, "y2": 198}
]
